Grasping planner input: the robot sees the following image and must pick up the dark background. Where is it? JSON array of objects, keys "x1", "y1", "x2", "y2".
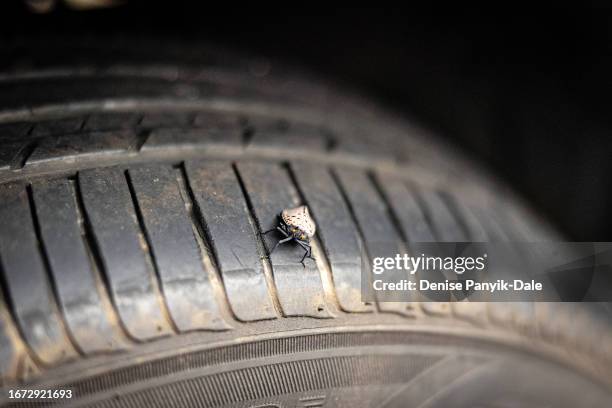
[{"x1": 2, "y1": 3, "x2": 611, "y2": 240}]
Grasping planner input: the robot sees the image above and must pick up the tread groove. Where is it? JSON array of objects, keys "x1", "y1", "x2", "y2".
[
  {"x1": 132, "y1": 129, "x2": 151, "y2": 152},
  {"x1": 285, "y1": 163, "x2": 342, "y2": 315},
  {"x1": 328, "y1": 168, "x2": 377, "y2": 311},
  {"x1": 0, "y1": 258, "x2": 18, "y2": 337},
  {"x1": 231, "y1": 162, "x2": 285, "y2": 317},
  {"x1": 241, "y1": 124, "x2": 255, "y2": 147},
  {"x1": 78, "y1": 116, "x2": 88, "y2": 132},
  {"x1": 174, "y1": 163, "x2": 238, "y2": 325},
  {"x1": 405, "y1": 181, "x2": 441, "y2": 242},
  {"x1": 25, "y1": 183, "x2": 83, "y2": 356},
  {"x1": 124, "y1": 170, "x2": 179, "y2": 334},
  {"x1": 437, "y1": 191, "x2": 473, "y2": 242},
  {"x1": 322, "y1": 129, "x2": 338, "y2": 152},
  {"x1": 365, "y1": 171, "x2": 418, "y2": 312},
  {"x1": 368, "y1": 171, "x2": 411, "y2": 248},
  {"x1": 0, "y1": 253, "x2": 37, "y2": 376},
  {"x1": 10, "y1": 141, "x2": 37, "y2": 170},
  {"x1": 71, "y1": 176, "x2": 134, "y2": 344}
]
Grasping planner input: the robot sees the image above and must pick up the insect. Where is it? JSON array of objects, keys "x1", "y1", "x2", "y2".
[{"x1": 263, "y1": 205, "x2": 316, "y2": 267}]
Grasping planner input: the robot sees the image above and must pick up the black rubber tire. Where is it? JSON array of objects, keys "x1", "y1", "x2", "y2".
[{"x1": 0, "y1": 40, "x2": 611, "y2": 407}]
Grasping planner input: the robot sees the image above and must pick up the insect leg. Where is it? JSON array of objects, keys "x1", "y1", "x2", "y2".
[
  {"x1": 270, "y1": 236, "x2": 292, "y2": 254},
  {"x1": 299, "y1": 248, "x2": 308, "y2": 268},
  {"x1": 306, "y1": 245, "x2": 314, "y2": 260},
  {"x1": 276, "y1": 226, "x2": 290, "y2": 237},
  {"x1": 307, "y1": 245, "x2": 314, "y2": 260},
  {"x1": 296, "y1": 240, "x2": 314, "y2": 266},
  {"x1": 262, "y1": 225, "x2": 289, "y2": 236},
  {"x1": 297, "y1": 240, "x2": 312, "y2": 254}
]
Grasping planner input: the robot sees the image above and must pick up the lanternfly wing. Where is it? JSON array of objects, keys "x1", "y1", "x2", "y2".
[{"x1": 281, "y1": 205, "x2": 316, "y2": 237}]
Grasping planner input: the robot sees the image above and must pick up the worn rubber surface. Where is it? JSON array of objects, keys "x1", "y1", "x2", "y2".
[{"x1": 0, "y1": 41, "x2": 611, "y2": 407}]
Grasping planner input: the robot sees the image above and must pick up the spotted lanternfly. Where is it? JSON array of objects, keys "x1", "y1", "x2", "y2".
[{"x1": 263, "y1": 205, "x2": 316, "y2": 267}]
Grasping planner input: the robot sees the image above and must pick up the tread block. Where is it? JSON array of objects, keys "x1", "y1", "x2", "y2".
[
  {"x1": 237, "y1": 162, "x2": 332, "y2": 318},
  {"x1": 30, "y1": 117, "x2": 84, "y2": 137},
  {"x1": 128, "y1": 165, "x2": 230, "y2": 331},
  {"x1": 451, "y1": 302, "x2": 487, "y2": 324},
  {"x1": 192, "y1": 111, "x2": 242, "y2": 129},
  {"x1": 140, "y1": 112, "x2": 193, "y2": 128},
  {"x1": 488, "y1": 302, "x2": 536, "y2": 333},
  {"x1": 0, "y1": 295, "x2": 37, "y2": 384},
  {"x1": 0, "y1": 77, "x2": 188, "y2": 108},
  {"x1": 473, "y1": 207, "x2": 557, "y2": 299},
  {"x1": 0, "y1": 141, "x2": 28, "y2": 171},
  {"x1": 142, "y1": 127, "x2": 242, "y2": 152},
  {"x1": 334, "y1": 168, "x2": 420, "y2": 309},
  {"x1": 0, "y1": 122, "x2": 31, "y2": 142},
  {"x1": 470, "y1": 207, "x2": 509, "y2": 242},
  {"x1": 291, "y1": 163, "x2": 371, "y2": 313},
  {"x1": 185, "y1": 161, "x2": 276, "y2": 321},
  {"x1": 420, "y1": 302, "x2": 452, "y2": 316},
  {"x1": 83, "y1": 113, "x2": 141, "y2": 132},
  {"x1": 376, "y1": 175, "x2": 436, "y2": 242},
  {"x1": 442, "y1": 194, "x2": 489, "y2": 242},
  {"x1": 26, "y1": 131, "x2": 137, "y2": 167},
  {"x1": 247, "y1": 119, "x2": 327, "y2": 152},
  {"x1": 398, "y1": 172, "x2": 464, "y2": 314},
  {"x1": 32, "y1": 179, "x2": 129, "y2": 352},
  {"x1": 0, "y1": 183, "x2": 78, "y2": 364},
  {"x1": 498, "y1": 205, "x2": 555, "y2": 242},
  {"x1": 334, "y1": 134, "x2": 395, "y2": 162},
  {"x1": 468, "y1": 208, "x2": 545, "y2": 301},
  {"x1": 411, "y1": 186, "x2": 467, "y2": 242},
  {"x1": 142, "y1": 110, "x2": 244, "y2": 151},
  {"x1": 0, "y1": 301, "x2": 19, "y2": 382},
  {"x1": 78, "y1": 168, "x2": 173, "y2": 340},
  {"x1": 413, "y1": 194, "x2": 504, "y2": 303}
]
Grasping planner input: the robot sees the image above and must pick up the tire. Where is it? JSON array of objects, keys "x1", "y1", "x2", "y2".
[{"x1": 0, "y1": 40, "x2": 610, "y2": 407}]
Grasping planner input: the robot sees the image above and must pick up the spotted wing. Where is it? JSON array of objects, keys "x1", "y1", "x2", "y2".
[{"x1": 281, "y1": 205, "x2": 316, "y2": 237}]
